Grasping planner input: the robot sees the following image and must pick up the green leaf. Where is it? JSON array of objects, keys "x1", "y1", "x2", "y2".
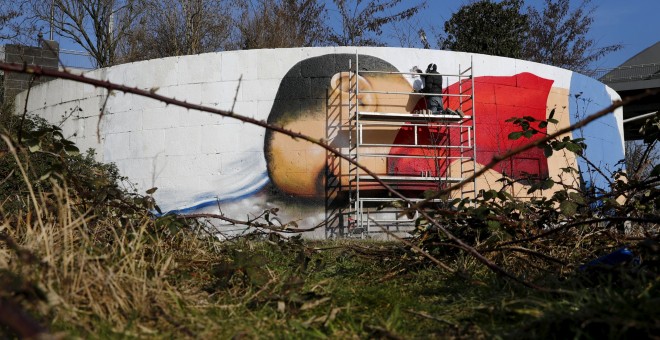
[
  {"x1": 447, "y1": 198, "x2": 461, "y2": 208},
  {"x1": 568, "y1": 192, "x2": 585, "y2": 204},
  {"x1": 548, "y1": 108, "x2": 556, "y2": 120},
  {"x1": 26, "y1": 139, "x2": 41, "y2": 152},
  {"x1": 565, "y1": 142, "x2": 582, "y2": 153},
  {"x1": 423, "y1": 189, "x2": 439, "y2": 199},
  {"x1": 498, "y1": 191, "x2": 513, "y2": 201},
  {"x1": 487, "y1": 220, "x2": 501, "y2": 232},
  {"x1": 541, "y1": 179, "x2": 554, "y2": 190},
  {"x1": 538, "y1": 121, "x2": 548, "y2": 129},
  {"x1": 547, "y1": 118, "x2": 559, "y2": 124},
  {"x1": 508, "y1": 131, "x2": 523, "y2": 140},
  {"x1": 146, "y1": 187, "x2": 158, "y2": 195},
  {"x1": 527, "y1": 183, "x2": 540, "y2": 194},
  {"x1": 543, "y1": 144, "x2": 553, "y2": 157},
  {"x1": 523, "y1": 116, "x2": 536, "y2": 122},
  {"x1": 553, "y1": 141, "x2": 566, "y2": 150},
  {"x1": 64, "y1": 144, "x2": 80, "y2": 155},
  {"x1": 475, "y1": 206, "x2": 491, "y2": 219},
  {"x1": 560, "y1": 201, "x2": 578, "y2": 216},
  {"x1": 458, "y1": 198, "x2": 469, "y2": 209},
  {"x1": 523, "y1": 130, "x2": 536, "y2": 138}
]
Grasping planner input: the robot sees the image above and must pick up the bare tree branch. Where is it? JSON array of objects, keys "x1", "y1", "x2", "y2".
[
  {"x1": 409, "y1": 88, "x2": 660, "y2": 214},
  {"x1": 2, "y1": 61, "x2": 651, "y2": 292}
]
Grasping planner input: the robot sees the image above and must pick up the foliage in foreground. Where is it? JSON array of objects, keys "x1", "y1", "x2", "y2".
[
  {"x1": 1, "y1": 111, "x2": 659, "y2": 338},
  {"x1": 0, "y1": 173, "x2": 658, "y2": 338},
  {"x1": 3, "y1": 205, "x2": 659, "y2": 339}
]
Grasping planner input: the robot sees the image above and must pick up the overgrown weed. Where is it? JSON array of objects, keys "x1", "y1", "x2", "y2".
[
  {"x1": 1, "y1": 107, "x2": 658, "y2": 339},
  {"x1": 2, "y1": 178, "x2": 658, "y2": 338}
]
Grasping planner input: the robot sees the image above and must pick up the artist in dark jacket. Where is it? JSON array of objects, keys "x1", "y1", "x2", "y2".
[{"x1": 422, "y1": 63, "x2": 443, "y2": 114}]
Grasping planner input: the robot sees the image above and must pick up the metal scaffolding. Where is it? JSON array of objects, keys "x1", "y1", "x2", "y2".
[{"x1": 344, "y1": 53, "x2": 477, "y2": 237}]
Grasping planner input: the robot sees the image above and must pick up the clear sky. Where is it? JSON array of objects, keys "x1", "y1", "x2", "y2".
[
  {"x1": 420, "y1": 0, "x2": 660, "y2": 70},
  {"x1": 35, "y1": 0, "x2": 660, "y2": 71}
]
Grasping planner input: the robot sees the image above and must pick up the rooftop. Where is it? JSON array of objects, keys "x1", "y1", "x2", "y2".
[{"x1": 595, "y1": 41, "x2": 660, "y2": 140}]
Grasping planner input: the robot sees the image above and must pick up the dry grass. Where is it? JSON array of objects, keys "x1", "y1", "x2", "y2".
[
  {"x1": 0, "y1": 143, "x2": 227, "y2": 337},
  {"x1": 1, "y1": 133, "x2": 658, "y2": 338}
]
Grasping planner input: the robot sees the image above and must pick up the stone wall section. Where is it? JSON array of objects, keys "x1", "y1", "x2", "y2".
[
  {"x1": 1, "y1": 40, "x2": 59, "y2": 104},
  {"x1": 12, "y1": 47, "x2": 625, "y2": 231}
]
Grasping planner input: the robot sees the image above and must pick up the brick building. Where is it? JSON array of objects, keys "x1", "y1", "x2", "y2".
[{"x1": 0, "y1": 40, "x2": 59, "y2": 105}]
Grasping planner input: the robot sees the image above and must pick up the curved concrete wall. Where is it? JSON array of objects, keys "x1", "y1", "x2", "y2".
[{"x1": 15, "y1": 47, "x2": 625, "y2": 232}]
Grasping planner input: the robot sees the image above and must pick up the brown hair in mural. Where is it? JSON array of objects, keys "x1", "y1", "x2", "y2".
[{"x1": 264, "y1": 54, "x2": 419, "y2": 200}]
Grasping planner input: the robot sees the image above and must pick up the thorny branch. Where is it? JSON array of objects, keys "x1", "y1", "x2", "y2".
[
  {"x1": 373, "y1": 221, "x2": 456, "y2": 274},
  {"x1": 1, "y1": 61, "x2": 655, "y2": 292},
  {"x1": 409, "y1": 88, "x2": 660, "y2": 213},
  {"x1": 177, "y1": 212, "x2": 327, "y2": 234},
  {"x1": 495, "y1": 216, "x2": 660, "y2": 248},
  {"x1": 17, "y1": 75, "x2": 36, "y2": 143}
]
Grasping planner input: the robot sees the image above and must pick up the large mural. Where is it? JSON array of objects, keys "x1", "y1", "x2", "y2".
[{"x1": 14, "y1": 47, "x2": 625, "y2": 237}]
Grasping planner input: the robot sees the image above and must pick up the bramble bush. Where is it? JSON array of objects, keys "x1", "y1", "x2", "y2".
[{"x1": 0, "y1": 84, "x2": 658, "y2": 338}]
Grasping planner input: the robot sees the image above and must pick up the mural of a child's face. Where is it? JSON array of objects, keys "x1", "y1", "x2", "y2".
[
  {"x1": 266, "y1": 69, "x2": 416, "y2": 198},
  {"x1": 264, "y1": 54, "x2": 567, "y2": 202}
]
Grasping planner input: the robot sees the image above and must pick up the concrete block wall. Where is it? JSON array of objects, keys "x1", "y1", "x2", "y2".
[
  {"x1": 1, "y1": 41, "x2": 59, "y2": 104},
  {"x1": 13, "y1": 47, "x2": 626, "y2": 236}
]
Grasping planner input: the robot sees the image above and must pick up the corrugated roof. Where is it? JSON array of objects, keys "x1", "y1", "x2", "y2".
[
  {"x1": 599, "y1": 42, "x2": 660, "y2": 141},
  {"x1": 619, "y1": 41, "x2": 660, "y2": 66},
  {"x1": 599, "y1": 42, "x2": 660, "y2": 91}
]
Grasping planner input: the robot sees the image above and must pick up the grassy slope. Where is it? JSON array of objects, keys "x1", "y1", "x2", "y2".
[
  {"x1": 1, "y1": 114, "x2": 658, "y2": 339},
  {"x1": 199, "y1": 239, "x2": 659, "y2": 339},
  {"x1": 43, "y1": 235, "x2": 649, "y2": 339},
  {"x1": 0, "y1": 163, "x2": 657, "y2": 338},
  {"x1": 3, "y1": 201, "x2": 659, "y2": 339}
]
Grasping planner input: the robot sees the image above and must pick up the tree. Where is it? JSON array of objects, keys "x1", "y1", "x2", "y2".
[
  {"x1": 236, "y1": 0, "x2": 328, "y2": 50},
  {"x1": 440, "y1": 0, "x2": 621, "y2": 73},
  {"x1": 0, "y1": 3, "x2": 43, "y2": 45},
  {"x1": 0, "y1": 3, "x2": 21, "y2": 41},
  {"x1": 523, "y1": 0, "x2": 622, "y2": 74},
  {"x1": 329, "y1": 0, "x2": 426, "y2": 47},
  {"x1": 23, "y1": 0, "x2": 142, "y2": 68},
  {"x1": 118, "y1": 0, "x2": 235, "y2": 62},
  {"x1": 440, "y1": 0, "x2": 528, "y2": 58},
  {"x1": 626, "y1": 140, "x2": 659, "y2": 182},
  {"x1": 625, "y1": 115, "x2": 660, "y2": 181}
]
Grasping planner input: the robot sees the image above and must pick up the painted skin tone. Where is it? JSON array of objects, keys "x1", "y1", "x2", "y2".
[
  {"x1": 267, "y1": 71, "x2": 418, "y2": 197},
  {"x1": 266, "y1": 68, "x2": 575, "y2": 200}
]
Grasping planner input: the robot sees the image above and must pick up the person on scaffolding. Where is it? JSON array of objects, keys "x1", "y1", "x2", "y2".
[
  {"x1": 421, "y1": 63, "x2": 459, "y2": 116},
  {"x1": 421, "y1": 63, "x2": 443, "y2": 115}
]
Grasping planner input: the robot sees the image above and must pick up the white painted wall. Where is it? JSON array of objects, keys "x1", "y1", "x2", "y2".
[{"x1": 14, "y1": 47, "x2": 624, "y2": 236}]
